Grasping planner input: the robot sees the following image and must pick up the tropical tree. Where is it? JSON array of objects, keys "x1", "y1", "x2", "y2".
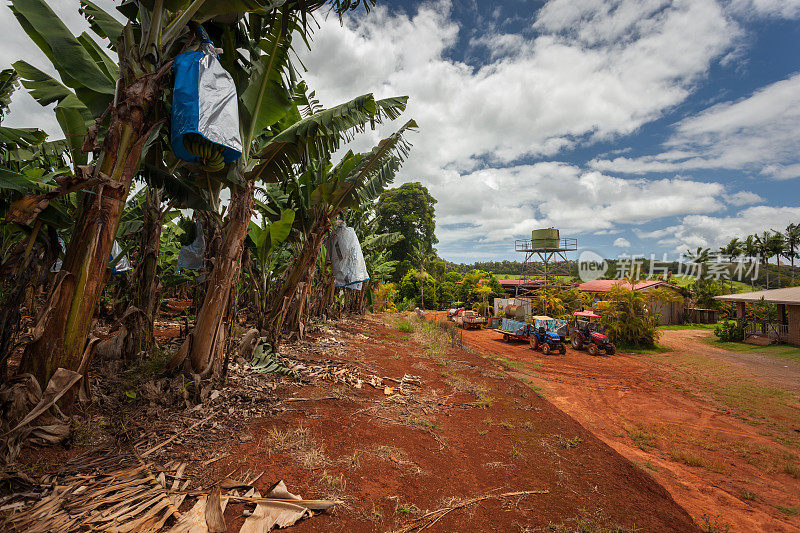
[
  {"x1": 754, "y1": 231, "x2": 784, "y2": 289},
  {"x1": 784, "y1": 223, "x2": 799, "y2": 284},
  {"x1": 409, "y1": 242, "x2": 435, "y2": 309},
  {"x1": 374, "y1": 182, "x2": 437, "y2": 280},
  {"x1": 597, "y1": 286, "x2": 662, "y2": 347},
  {"x1": 743, "y1": 235, "x2": 759, "y2": 289}
]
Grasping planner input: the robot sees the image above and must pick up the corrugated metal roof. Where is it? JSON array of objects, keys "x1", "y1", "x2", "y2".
[
  {"x1": 498, "y1": 279, "x2": 545, "y2": 286},
  {"x1": 576, "y1": 279, "x2": 677, "y2": 292},
  {"x1": 714, "y1": 286, "x2": 800, "y2": 305}
]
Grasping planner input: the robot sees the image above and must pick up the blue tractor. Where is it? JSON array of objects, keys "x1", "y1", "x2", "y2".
[{"x1": 529, "y1": 325, "x2": 566, "y2": 355}]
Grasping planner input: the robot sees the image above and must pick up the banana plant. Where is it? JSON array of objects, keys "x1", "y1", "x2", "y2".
[
  {"x1": 11, "y1": 0, "x2": 367, "y2": 393},
  {"x1": 247, "y1": 207, "x2": 295, "y2": 328},
  {"x1": 263, "y1": 116, "x2": 416, "y2": 343}
]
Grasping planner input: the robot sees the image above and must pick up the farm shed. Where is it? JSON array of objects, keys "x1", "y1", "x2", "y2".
[
  {"x1": 576, "y1": 279, "x2": 684, "y2": 325},
  {"x1": 498, "y1": 279, "x2": 545, "y2": 296},
  {"x1": 715, "y1": 287, "x2": 800, "y2": 346}
]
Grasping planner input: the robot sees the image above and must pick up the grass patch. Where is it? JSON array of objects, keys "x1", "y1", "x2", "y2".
[
  {"x1": 628, "y1": 426, "x2": 657, "y2": 450},
  {"x1": 474, "y1": 386, "x2": 493, "y2": 409},
  {"x1": 489, "y1": 354, "x2": 525, "y2": 371},
  {"x1": 643, "y1": 461, "x2": 659, "y2": 471},
  {"x1": 784, "y1": 462, "x2": 800, "y2": 479},
  {"x1": 659, "y1": 323, "x2": 719, "y2": 330},
  {"x1": 397, "y1": 320, "x2": 415, "y2": 333},
  {"x1": 555, "y1": 435, "x2": 582, "y2": 449},
  {"x1": 778, "y1": 505, "x2": 799, "y2": 516},
  {"x1": 264, "y1": 425, "x2": 326, "y2": 469},
  {"x1": 669, "y1": 448, "x2": 727, "y2": 474},
  {"x1": 318, "y1": 471, "x2": 347, "y2": 497},
  {"x1": 704, "y1": 338, "x2": 800, "y2": 365},
  {"x1": 407, "y1": 416, "x2": 439, "y2": 430},
  {"x1": 394, "y1": 502, "x2": 420, "y2": 516},
  {"x1": 740, "y1": 489, "x2": 757, "y2": 501},
  {"x1": 700, "y1": 513, "x2": 732, "y2": 533}
]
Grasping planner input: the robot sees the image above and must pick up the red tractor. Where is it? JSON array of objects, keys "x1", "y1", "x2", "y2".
[{"x1": 569, "y1": 311, "x2": 615, "y2": 356}]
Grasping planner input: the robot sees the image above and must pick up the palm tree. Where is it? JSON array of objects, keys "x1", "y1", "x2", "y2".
[
  {"x1": 767, "y1": 230, "x2": 786, "y2": 288},
  {"x1": 754, "y1": 231, "x2": 784, "y2": 289},
  {"x1": 785, "y1": 223, "x2": 800, "y2": 285},
  {"x1": 685, "y1": 247, "x2": 710, "y2": 281},
  {"x1": 743, "y1": 235, "x2": 758, "y2": 289},
  {"x1": 719, "y1": 238, "x2": 741, "y2": 291}
]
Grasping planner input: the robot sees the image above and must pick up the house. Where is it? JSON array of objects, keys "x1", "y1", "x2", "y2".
[
  {"x1": 576, "y1": 279, "x2": 684, "y2": 325},
  {"x1": 714, "y1": 286, "x2": 800, "y2": 346}
]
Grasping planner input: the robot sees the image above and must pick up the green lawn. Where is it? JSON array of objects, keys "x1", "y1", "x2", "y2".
[
  {"x1": 659, "y1": 323, "x2": 719, "y2": 331},
  {"x1": 670, "y1": 275, "x2": 752, "y2": 293},
  {"x1": 704, "y1": 338, "x2": 800, "y2": 365}
]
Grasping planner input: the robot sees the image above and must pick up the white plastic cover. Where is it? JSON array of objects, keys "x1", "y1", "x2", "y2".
[
  {"x1": 110, "y1": 241, "x2": 131, "y2": 273},
  {"x1": 51, "y1": 238, "x2": 131, "y2": 274},
  {"x1": 330, "y1": 222, "x2": 369, "y2": 290},
  {"x1": 176, "y1": 220, "x2": 206, "y2": 272}
]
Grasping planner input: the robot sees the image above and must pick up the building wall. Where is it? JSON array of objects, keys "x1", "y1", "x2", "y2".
[{"x1": 788, "y1": 304, "x2": 800, "y2": 346}]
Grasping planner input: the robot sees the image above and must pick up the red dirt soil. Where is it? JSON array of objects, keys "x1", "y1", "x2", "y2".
[
  {"x1": 460, "y1": 324, "x2": 800, "y2": 532},
  {"x1": 185, "y1": 315, "x2": 697, "y2": 532}
]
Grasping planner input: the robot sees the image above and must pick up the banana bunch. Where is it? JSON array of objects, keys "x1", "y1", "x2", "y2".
[{"x1": 183, "y1": 133, "x2": 225, "y2": 172}]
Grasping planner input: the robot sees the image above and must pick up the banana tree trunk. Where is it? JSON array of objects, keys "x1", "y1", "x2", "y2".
[
  {"x1": 178, "y1": 180, "x2": 254, "y2": 377},
  {"x1": 265, "y1": 214, "x2": 330, "y2": 349},
  {"x1": 19, "y1": 71, "x2": 165, "y2": 393},
  {"x1": 121, "y1": 188, "x2": 164, "y2": 360}
]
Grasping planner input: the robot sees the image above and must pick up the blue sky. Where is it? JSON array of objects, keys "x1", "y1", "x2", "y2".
[{"x1": 3, "y1": 0, "x2": 800, "y2": 264}]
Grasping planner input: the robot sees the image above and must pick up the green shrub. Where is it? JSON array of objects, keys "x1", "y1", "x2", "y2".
[{"x1": 714, "y1": 319, "x2": 745, "y2": 342}]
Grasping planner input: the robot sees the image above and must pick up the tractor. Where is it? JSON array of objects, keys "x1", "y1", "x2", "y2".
[
  {"x1": 529, "y1": 325, "x2": 567, "y2": 355},
  {"x1": 569, "y1": 311, "x2": 615, "y2": 356}
]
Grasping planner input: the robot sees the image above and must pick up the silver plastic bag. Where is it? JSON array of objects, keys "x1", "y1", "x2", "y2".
[{"x1": 330, "y1": 222, "x2": 369, "y2": 290}]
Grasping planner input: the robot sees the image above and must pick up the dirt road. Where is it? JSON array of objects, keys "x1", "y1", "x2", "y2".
[{"x1": 462, "y1": 325, "x2": 800, "y2": 532}]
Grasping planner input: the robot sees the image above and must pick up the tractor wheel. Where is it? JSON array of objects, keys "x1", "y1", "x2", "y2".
[
  {"x1": 503, "y1": 334, "x2": 509, "y2": 342},
  {"x1": 530, "y1": 336, "x2": 539, "y2": 350},
  {"x1": 606, "y1": 346, "x2": 615, "y2": 356},
  {"x1": 542, "y1": 343, "x2": 551, "y2": 355},
  {"x1": 587, "y1": 343, "x2": 599, "y2": 356},
  {"x1": 571, "y1": 337, "x2": 582, "y2": 350},
  {"x1": 559, "y1": 344, "x2": 566, "y2": 355}
]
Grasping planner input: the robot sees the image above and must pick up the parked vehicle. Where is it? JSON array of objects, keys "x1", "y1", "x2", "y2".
[
  {"x1": 569, "y1": 311, "x2": 615, "y2": 355},
  {"x1": 494, "y1": 318, "x2": 534, "y2": 343},
  {"x1": 529, "y1": 325, "x2": 566, "y2": 355},
  {"x1": 453, "y1": 309, "x2": 486, "y2": 329}
]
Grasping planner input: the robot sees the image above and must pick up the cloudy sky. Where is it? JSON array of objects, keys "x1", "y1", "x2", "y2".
[{"x1": 3, "y1": 0, "x2": 800, "y2": 263}]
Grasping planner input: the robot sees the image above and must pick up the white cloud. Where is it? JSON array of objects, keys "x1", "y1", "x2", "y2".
[
  {"x1": 590, "y1": 72, "x2": 800, "y2": 179},
  {"x1": 299, "y1": 0, "x2": 740, "y2": 175},
  {"x1": 727, "y1": 190, "x2": 763, "y2": 206},
  {"x1": 637, "y1": 205, "x2": 800, "y2": 252},
  {"x1": 425, "y1": 162, "x2": 726, "y2": 257},
  {"x1": 729, "y1": 0, "x2": 800, "y2": 19},
  {"x1": 613, "y1": 237, "x2": 632, "y2": 247}
]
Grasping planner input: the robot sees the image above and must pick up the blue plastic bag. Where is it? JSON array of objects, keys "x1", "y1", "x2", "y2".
[{"x1": 171, "y1": 34, "x2": 242, "y2": 164}]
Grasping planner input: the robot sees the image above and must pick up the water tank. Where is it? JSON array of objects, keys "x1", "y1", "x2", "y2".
[{"x1": 531, "y1": 227, "x2": 560, "y2": 249}]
